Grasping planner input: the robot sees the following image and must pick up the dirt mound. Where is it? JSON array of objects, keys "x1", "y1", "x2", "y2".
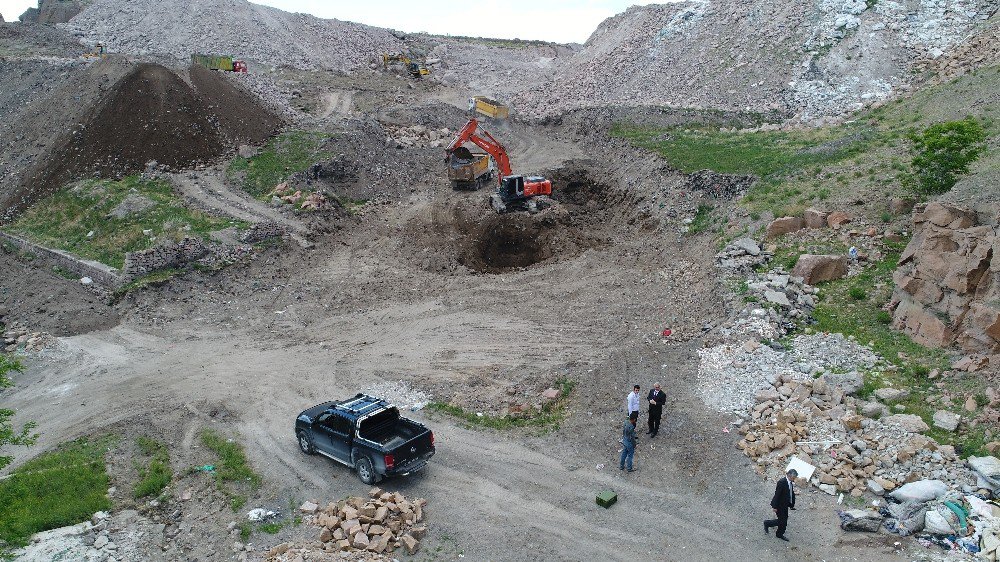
[
  {"x1": 187, "y1": 64, "x2": 284, "y2": 144},
  {"x1": 5, "y1": 62, "x2": 283, "y2": 216}
]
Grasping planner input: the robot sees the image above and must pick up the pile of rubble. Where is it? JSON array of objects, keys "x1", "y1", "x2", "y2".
[
  {"x1": 64, "y1": 0, "x2": 403, "y2": 71},
  {"x1": 267, "y1": 489, "x2": 426, "y2": 561},
  {"x1": 698, "y1": 332, "x2": 878, "y2": 412},
  {"x1": 715, "y1": 238, "x2": 772, "y2": 274},
  {"x1": 513, "y1": 0, "x2": 994, "y2": 120},
  {"x1": 3, "y1": 322, "x2": 55, "y2": 353},
  {"x1": 385, "y1": 125, "x2": 453, "y2": 149},
  {"x1": 268, "y1": 183, "x2": 331, "y2": 211},
  {"x1": 736, "y1": 371, "x2": 975, "y2": 497}
]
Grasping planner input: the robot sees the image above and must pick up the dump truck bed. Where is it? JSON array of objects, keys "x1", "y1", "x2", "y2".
[
  {"x1": 471, "y1": 96, "x2": 510, "y2": 119},
  {"x1": 447, "y1": 151, "x2": 494, "y2": 189}
]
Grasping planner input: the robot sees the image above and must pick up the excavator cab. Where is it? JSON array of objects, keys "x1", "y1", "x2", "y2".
[{"x1": 491, "y1": 175, "x2": 552, "y2": 213}]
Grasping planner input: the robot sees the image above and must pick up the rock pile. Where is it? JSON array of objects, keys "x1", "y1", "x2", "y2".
[
  {"x1": 715, "y1": 237, "x2": 772, "y2": 273},
  {"x1": 386, "y1": 125, "x2": 453, "y2": 149},
  {"x1": 685, "y1": 170, "x2": 755, "y2": 200},
  {"x1": 891, "y1": 201, "x2": 1000, "y2": 354},
  {"x1": 745, "y1": 270, "x2": 818, "y2": 328},
  {"x1": 3, "y1": 322, "x2": 55, "y2": 353},
  {"x1": 512, "y1": 0, "x2": 995, "y2": 120},
  {"x1": 698, "y1": 332, "x2": 878, "y2": 412},
  {"x1": 267, "y1": 490, "x2": 426, "y2": 561},
  {"x1": 735, "y1": 373, "x2": 976, "y2": 498},
  {"x1": 64, "y1": 0, "x2": 403, "y2": 71}
]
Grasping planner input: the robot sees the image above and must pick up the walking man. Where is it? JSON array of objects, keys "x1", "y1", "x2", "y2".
[
  {"x1": 619, "y1": 412, "x2": 637, "y2": 472},
  {"x1": 646, "y1": 383, "x2": 666, "y2": 437},
  {"x1": 626, "y1": 384, "x2": 641, "y2": 419},
  {"x1": 764, "y1": 469, "x2": 797, "y2": 541}
]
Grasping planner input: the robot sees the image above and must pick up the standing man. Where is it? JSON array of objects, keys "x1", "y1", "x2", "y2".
[
  {"x1": 646, "y1": 383, "x2": 666, "y2": 437},
  {"x1": 764, "y1": 469, "x2": 797, "y2": 541},
  {"x1": 619, "y1": 412, "x2": 637, "y2": 472},
  {"x1": 626, "y1": 384, "x2": 641, "y2": 419}
]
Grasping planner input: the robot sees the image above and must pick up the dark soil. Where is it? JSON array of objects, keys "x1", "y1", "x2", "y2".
[
  {"x1": 0, "y1": 248, "x2": 118, "y2": 336},
  {"x1": 187, "y1": 64, "x2": 285, "y2": 145},
  {"x1": 7, "y1": 63, "x2": 284, "y2": 216}
]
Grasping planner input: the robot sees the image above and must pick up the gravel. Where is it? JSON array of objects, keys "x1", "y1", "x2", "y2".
[
  {"x1": 63, "y1": 0, "x2": 404, "y2": 71},
  {"x1": 698, "y1": 332, "x2": 882, "y2": 413},
  {"x1": 512, "y1": 0, "x2": 997, "y2": 120}
]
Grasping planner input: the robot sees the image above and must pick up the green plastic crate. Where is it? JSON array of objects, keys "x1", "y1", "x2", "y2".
[{"x1": 596, "y1": 490, "x2": 617, "y2": 508}]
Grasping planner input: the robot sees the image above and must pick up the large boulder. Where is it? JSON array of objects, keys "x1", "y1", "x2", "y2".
[
  {"x1": 827, "y1": 211, "x2": 852, "y2": 229},
  {"x1": 804, "y1": 208, "x2": 829, "y2": 229},
  {"x1": 791, "y1": 254, "x2": 849, "y2": 284},
  {"x1": 765, "y1": 216, "x2": 804, "y2": 239},
  {"x1": 932, "y1": 410, "x2": 960, "y2": 432},
  {"x1": 884, "y1": 414, "x2": 929, "y2": 433}
]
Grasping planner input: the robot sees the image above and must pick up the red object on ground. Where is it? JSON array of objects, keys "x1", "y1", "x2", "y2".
[{"x1": 661, "y1": 328, "x2": 672, "y2": 337}]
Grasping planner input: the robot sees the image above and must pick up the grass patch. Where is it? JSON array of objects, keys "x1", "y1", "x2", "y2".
[
  {"x1": 0, "y1": 436, "x2": 114, "y2": 548},
  {"x1": 133, "y1": 437, "x2": 172, "y2": 499},
  {"x1": 687, "y1": 204, "x2": 714, "y2": 234},
  {"x1": 112, "y1": 268, "x2": 181, "y2": 299},
  {"x1": 5, "y1": 176, "x2": 241, "y2": 269},
  {"x1": 428, "y1": 377, "x2": 577, "y2": 431},
  {"x1": 611, "y1": 123, "x2": 872, "y2": 177},
  {"x1": 228, "y1": 131, "x2": 334, "y2": 198},
  {"x1": 199, "y1": 430, "x2": 262, "y2": 489}
]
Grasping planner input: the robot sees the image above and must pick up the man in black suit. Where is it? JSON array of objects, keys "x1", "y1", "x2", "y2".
[
  {"x1": 764, "y1": 469, "x2": 797, "y2": 541},
  {"x1": 646, "y1": 383, "x2": 666, "y2": 437}
]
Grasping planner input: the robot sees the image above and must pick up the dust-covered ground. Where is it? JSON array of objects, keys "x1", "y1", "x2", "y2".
[{"x1": 1, "y1": 104, "x2": 911, "y2": 562}]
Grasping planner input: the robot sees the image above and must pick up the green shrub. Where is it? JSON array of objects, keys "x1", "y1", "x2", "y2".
[
  {"x1": 905, "y1": 117, "x2": 986, "y2": 196},
  {"x1": 0, "y1": 355, "x2": 37, "y2": 471},
  {"x1": 849, "y1": 287, "x2": 867, "y2": 300},
  {"x1": 876, "y1": 310, "x2": 892, "y2": 324}
]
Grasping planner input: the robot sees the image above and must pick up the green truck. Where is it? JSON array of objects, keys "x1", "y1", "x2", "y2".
[{"x1": 190, "y1": 54, "x2": 247, "y2": 73}]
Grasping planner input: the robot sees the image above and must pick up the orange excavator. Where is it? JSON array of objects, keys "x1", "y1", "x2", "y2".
[{"x1": 445, "y1": 118, "x2": 552, "y2": 213}]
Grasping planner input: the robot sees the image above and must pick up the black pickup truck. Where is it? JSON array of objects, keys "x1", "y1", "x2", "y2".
[{"x1": 295, "y1": 394, "x2": 435, "y2": 484}]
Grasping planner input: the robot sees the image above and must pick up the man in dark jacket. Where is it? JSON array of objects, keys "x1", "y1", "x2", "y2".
[
  {"x1": 646, "y1": 383, "x2": 666, "y2": 437},
  {"x1": 764, "y1": 469, "x2": 797, "y2": 541},
  {"x1": 619, "y1": 412, "x2": 637, "y2": 472}
]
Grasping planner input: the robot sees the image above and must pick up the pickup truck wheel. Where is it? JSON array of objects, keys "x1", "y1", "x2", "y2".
[
  {"x1": 297, "y1": 431, "x2": 315, "y2": 455},
  {"x1": 355, "y1": 457, "x2": 381, "y2": 485}
]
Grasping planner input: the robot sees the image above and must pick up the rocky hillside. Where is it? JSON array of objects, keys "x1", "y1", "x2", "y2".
[
  {"x1": 19, "y1": 0, "x2": 82, "y2": 24},
  {"x1": 514, "y1": 0, "x2": 997, "y2": 120},
  {"x1": 62, "y1": 0, "x2": 403, "y2": 70}
]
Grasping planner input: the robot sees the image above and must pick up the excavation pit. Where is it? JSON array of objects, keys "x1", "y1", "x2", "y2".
[{"x1": 459, "y1": 215, "x2": 554, "y2": 274}]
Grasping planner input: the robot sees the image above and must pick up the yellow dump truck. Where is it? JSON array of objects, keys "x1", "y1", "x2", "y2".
[
  {"x1": 447, "y1": 148, "x2": 495, "y2": 190},
  {"x1": 469, "y1": 96, "x2": 510, "y2": 119},
  {"x1": 191, "y1": 54, "x2": 248, "y2": 73}
]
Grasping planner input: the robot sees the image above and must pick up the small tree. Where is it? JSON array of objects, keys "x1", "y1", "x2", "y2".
[
  {"x1": 906, "y1": 117, "x2": 987, "y2": 197},
  {"x1": 1, "y1": 355, "x2": 37, "y2": 470}
]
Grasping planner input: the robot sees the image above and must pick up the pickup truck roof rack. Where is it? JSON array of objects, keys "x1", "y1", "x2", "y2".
[{"x1": 335, "y1": 394, "x2": 392, "y2": 416}]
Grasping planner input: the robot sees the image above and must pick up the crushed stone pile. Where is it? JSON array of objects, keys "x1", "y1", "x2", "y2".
[
  {"x1": 63, "y1": 0, "x2": 403, "y2": 71},
  {"x1": 267, "y1": 489, "x2": 427, "y2": 561},
  {"x1": 735, "y1": 373, "x2": 975, "y2": 500},
  {"x1": 698, "y1": 332, "x2": 880, "y2": 413},
  {"x1": 513, "y1": 0, "x2": 997, "y2": 121}
]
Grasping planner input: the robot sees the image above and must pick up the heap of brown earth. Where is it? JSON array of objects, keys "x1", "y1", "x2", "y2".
[{"x1": 267, "y1": 489, "x2": 427, "y2": 561}]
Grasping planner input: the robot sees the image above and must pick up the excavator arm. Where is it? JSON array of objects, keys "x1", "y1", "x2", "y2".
[{"x1": 445, "y1": 118, "x2": 512, "y2": 182}]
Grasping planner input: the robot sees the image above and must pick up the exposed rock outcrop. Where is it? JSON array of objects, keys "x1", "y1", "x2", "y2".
[
  {"x1": 891, "y1": 202, "x2": 1000, "y2": 354},
  {"x1": 19, "y1": 0, "x2": 81, "y2": 24}
]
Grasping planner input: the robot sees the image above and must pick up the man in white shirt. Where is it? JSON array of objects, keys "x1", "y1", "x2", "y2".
[{"x1": 625, "y1": 384, "x2": 641, "y2": 419}]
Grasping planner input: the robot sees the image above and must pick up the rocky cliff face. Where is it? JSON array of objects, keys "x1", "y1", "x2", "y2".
[
  {"x1": 19, "y1": 0, "x2": 81, "y2": 24},
  {"x1": 892, "y1": 202, "x2": 1000, "y2": 354}
]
